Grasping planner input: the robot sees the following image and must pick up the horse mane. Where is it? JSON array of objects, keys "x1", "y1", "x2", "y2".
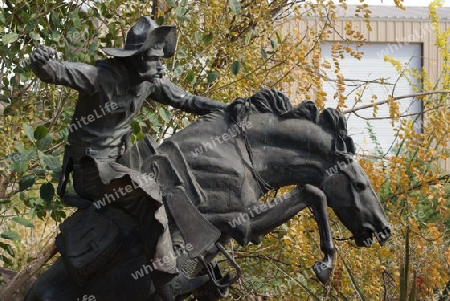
[{"x1": 226, "y1": 88, "x2": 356, "y2": 154}]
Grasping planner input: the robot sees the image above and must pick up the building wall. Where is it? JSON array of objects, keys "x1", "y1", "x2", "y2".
[
  {"x1": 320, "y1": 17, "x2": 450, "y2": 85},
  {"x1": 283, "y1": 6, "x2": 450, "y2": 166}
]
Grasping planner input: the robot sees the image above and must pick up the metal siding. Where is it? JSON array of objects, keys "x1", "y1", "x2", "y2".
[
  {"x1": 321, "y1": 43, "x2": 422, "y2": 155},
  {"x1": 298, "y1": 17, "x2": 449, "y2": 82},
  {"x1": 289, "y1": 9, "x2": 450, "y2": 166}
]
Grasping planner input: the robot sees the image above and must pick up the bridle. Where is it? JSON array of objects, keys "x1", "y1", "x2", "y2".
[{"x1": 234, "y1": 98, "x2": 275, "y2": 194}]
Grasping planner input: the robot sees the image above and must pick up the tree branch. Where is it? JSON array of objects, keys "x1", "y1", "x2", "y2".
[
  {"x1": 384, "y1": 174, "x2": 450, "y2": 203},
  {"x1": 343, "y1": 90, "x2": 450, "y2": 114},
  {"x1": 0, "y1": 243, "x2": 57, "y2": 301}
]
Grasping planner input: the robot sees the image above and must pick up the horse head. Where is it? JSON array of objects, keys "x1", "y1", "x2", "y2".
[
  {"x1": 322, "y1": 155, "x2": 391, "y2": 247},
  {"x1": 227, "y1": 89, "x2": 391, "y2": 250},
  {"x1": 313, "y1": 106, "x2": 391, "y2": 247}
]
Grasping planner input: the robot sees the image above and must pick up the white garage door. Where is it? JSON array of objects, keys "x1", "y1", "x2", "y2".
[{"x1": 321, "y1": 42, "x2": 422, "y2": 156}]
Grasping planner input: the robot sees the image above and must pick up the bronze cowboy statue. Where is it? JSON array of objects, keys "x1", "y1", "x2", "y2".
[
  {"x1": 25, "y1": 16, "x2": 392, "y2": 301},
  {"x1": 29, "y1": 16, "x2": 226, "y2": 300}
]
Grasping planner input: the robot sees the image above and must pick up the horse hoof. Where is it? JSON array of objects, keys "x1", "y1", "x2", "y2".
[{"x1": 312, "y1": 261, "x2": 333, "y2": 284}]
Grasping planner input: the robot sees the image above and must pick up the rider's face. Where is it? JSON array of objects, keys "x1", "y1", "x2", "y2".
[{"x1": 128, "y1": 49, "x2": 163, "y2": 82}]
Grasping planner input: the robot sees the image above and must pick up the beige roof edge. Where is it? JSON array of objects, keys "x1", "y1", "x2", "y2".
[{"x1": 301, "y1": 5, "x2": 450, "y2": 21}]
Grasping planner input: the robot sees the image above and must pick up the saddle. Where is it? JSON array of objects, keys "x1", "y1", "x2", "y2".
[{"x1": 150, "y1": 141, "x2": 241, "y2": 291}]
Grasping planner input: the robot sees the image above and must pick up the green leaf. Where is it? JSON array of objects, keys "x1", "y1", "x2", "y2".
[
  {"x1": 34, "y1": 125, "x2": 49, "y2": 140},
  {"x1": 36, "y1": 133, "x2": 53, "y2": 151},
  {"x1": 33, "y1": 169, "x2": 46, "y2": 176},
  {"x1": 88, "y1": 42, "x2": 98, "y2": 53},
  {"x1": 38, "y1": 151, "x2": 60, "y2": 172},
  {"x1": 202, "y1": 33, "x2": 213, "y2": 44},
  {"x1": 186, "y1": 71, "x2": 196, "y2": 84},
  {"x1": 231, "y1": 61, "x2": 241, "y2": 76},
  {"x1": 0, "y1": 12, "x2": 5, "y2": 25},
  {"x1": 29, "y1": 198, "x2": 45, "y2": 207},
  {"x1": 50, "y1": 210, "x2": 66, "y2": 223},
  {"x1": 2, "y1": 32, "x2": 19, "y2": 44},
  {"x1": 159, "y1": 107, "x2": 171, "y2": 122},
  {"x1": 1, "y1": 231, "x2": 20, "y2": 241},
  {"x1": 0, "y1": 242, "x2": 15, "y2": 257},
  {"x1": 131, "y1": 120, "x2": 141, "y2": 134},
  {"x1": 40, "y1": 183, "x2": 55, "y2": 202},
  {"x1": 245, "y1": 30, "x2": 253, "y2": 45},
  {"x1": 0, "y1": 94, "x2": 9, "y2": 103},
  {"x1": 276, "y1": 31, "x2": 282, "y2": 45},
  {"x1": 173, "y1": 61, "x2": 183, "y2": 79},
  {"x1": 261, "y1": 47, "x2": 267, "y2": 59},
  {"x1": 25, "y1": 19, "x2": 38, "y2": 31},
  {"x1": 147, "y1": 112, "x2": 161, "y2": 127},
  {"x1": 23, "y1": 123, "x2": 35, "y2": 143},
  {"x1": 8, "y1": 149, "x2": 37, "y2": 163},
  {"x1": 51, "y1": 210, "x2": 66, "y2": 223},
  {"x1": 270, "y1": 37, "x2": 278, "y2": 49},
  {"x1": 182, "y1": 117, "x2": 190, "y2": 127},
  {"x1": 12, "y1": 216, "x2": 34, "y2": 228},
  {"x1": 50, "y1": 12, "x2": 60, "y2": 27},
  {"x1": 19, "y1": 174, "x2": 36, "y2": 191},
  {"x1": 175, "y1": 7, "x2": 187, "y2": 20},
  {"x1": 168, "y1": 0, "x2": 177, "y2": 7},
  {"x1": 194, "y1": 31, "x2": 202, "y2": 44},
  {"x1": 229, "y1": 0, "x2": 242, "y2": 15},
  {"x1": 156, "y1": 16, "x2": 165, "y2": 26},
  {"x1": 51, "y1": 31, "x2": 61, "y2": 42},
  {"x1": 20, "y1": 72, "x2": 30, "y2": 82},
  {"x1": 14, "y1": 141, "x2": 26, "y2": 153},
  {"x1": 133, "y1": 132, "x2": 145, "y2": 142},
  {"x1": 10, "y1": 162, "x2": 28, "y2": 174},
  {"x1": 29, "y1": 32, "x2": 41, "y2": 41},
  {"x1": 69, "y1": 12, "x2": 81, "y2": 28},
  {"x1": 37, "y1": 210, "x2": 47, "y2": 220},
  {"x1": 177, "y1": 46, "x2": 187, "y2": 59},
  {"x1": 0, "y1": 254, "x2": 13, "y2": 266},
  {"x1": 207, "y1": 70, "x2": 219, "y2": 83},
  {"x1": 5, "y1": 153, "x2": 21, "y2": 163}
]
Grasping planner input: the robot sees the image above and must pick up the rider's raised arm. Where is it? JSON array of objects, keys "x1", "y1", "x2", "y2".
[
  {"x1": 30, "y1": 46, "x2": 98, "y2": 95},
  {"x1": 150, "y1": 77, "x2": 227, "y2": 115}
]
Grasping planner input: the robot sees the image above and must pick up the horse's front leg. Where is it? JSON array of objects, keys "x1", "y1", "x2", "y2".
[
  {"x1": 247, "y1": 184, "x2": 335, "y2": 284},
  {"x1": 305, "y1": 185, "x2": 335, "y2": 284}
]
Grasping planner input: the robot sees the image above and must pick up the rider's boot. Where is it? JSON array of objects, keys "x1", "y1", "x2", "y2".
[
  {"x1": 152, "y1": 271, "x2": 210, "y2": 300},
  {"x1": 152, "y1": 271, "x2": 176, "y2": 301}
]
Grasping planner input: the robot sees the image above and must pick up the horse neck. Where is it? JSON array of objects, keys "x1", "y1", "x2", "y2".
[{"x1": 246, "y1": 114, "x2": 334, "y2": 188}]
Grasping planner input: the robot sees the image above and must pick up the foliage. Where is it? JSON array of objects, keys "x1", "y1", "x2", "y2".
[{"x1": 0, "y1": 0, "x2": 449, "y2": 300}]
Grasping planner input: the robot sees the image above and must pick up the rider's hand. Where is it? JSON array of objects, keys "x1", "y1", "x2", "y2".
[{"x1": 29, "y1": 45, "x2": 56, "y2": 67}]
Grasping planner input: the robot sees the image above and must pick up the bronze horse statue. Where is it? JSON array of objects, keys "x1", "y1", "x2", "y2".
[{"x1": 25, "y1": 89, "x2": 391, "y2": 300}]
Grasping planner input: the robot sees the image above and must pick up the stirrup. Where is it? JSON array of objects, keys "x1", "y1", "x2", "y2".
[
  {"x1": 198, "y1": 242, "x2": 241, "y2": 289},
  {"x1": 171, "y1": 274, "x2": 210, "y2": 296}
]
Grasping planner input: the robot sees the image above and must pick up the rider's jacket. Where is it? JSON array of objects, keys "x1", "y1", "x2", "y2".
[{"x1": 32, "y1": 58, "x2": 227, "y2": 159}]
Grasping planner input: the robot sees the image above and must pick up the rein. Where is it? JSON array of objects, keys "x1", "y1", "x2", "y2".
[{"x1": 235, "y1": 98, "x2": 275, "y2": 194}]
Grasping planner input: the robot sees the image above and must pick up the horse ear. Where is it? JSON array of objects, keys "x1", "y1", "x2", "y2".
[
  {"x1": 322, "y1": 173, "x2": 353, "y2": 207},
  {"x1": 345, "y1": 136, "x2": 356, "y2": 155}
]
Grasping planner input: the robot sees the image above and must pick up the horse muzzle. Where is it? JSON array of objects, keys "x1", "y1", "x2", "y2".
[{"x1": 355, "y1": 224, "x2": 391, "y2": 247}]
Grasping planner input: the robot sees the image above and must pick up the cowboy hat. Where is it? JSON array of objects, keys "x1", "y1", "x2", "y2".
[{"x1": 103, "y1": 16, "x2": 177, "y2": 58}]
